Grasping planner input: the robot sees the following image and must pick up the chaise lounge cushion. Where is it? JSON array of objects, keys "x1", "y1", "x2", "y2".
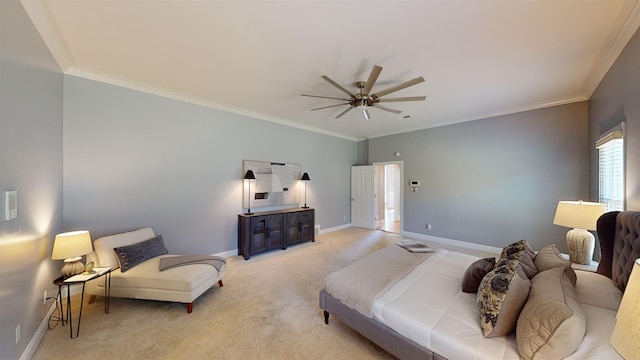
[
  {"x1": 93, "y1": 227, "x2": 156, "y2": 269},
  {"x1": 109, "y1": 255, "x2": 219, "y2": 292}
]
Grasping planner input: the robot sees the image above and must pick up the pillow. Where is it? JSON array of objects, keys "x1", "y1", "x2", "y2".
[
  {"x1": 477, "y1": 258, "x2": 531, "y2": 337},
  {"x1": 516, "y1": 266, "x2": 586, "y2": 360},
  {"x1": 462, "y1": 257, "x2": 496, "y2": 293},
  {"x1": 573, "y1": 270, "x2": 622, "y2": 311},
  {"x1": 113, "y1": 234, "x2": 168, "y2": 273},
  {"x1": 93, "y1": 227, "x2": 156, "y2": 268},
  {"x1": 500, "y1": 240, "x2": 537, "y2": 279},
  {"x1": 534, "y1": 244, "x2": 577, "y2": 286}
]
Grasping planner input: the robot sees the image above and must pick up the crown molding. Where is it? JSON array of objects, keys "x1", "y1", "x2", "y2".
[
  {"x1": 20, "y1": 0, "x2": 73, "y2": 72},
  {"x1": 582, "y1": 0, "x2": 640, "y2": 96},
  {"x1": 65, "y1": 67, "x2": 360, "y2": 142}
]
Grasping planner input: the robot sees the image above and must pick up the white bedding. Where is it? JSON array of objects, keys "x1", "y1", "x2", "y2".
[{"x1": 371, "y1": 249, "x2": 623, "y2": 360}]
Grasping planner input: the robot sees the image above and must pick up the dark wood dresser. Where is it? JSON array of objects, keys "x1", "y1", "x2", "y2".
[{"x1": 238, "y1": 208, "x2": 315, "y2": 260}]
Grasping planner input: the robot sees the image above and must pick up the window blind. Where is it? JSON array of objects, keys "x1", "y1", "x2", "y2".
[{"x1": 597, "y1": 129, "x2": 624, "y2": 211}]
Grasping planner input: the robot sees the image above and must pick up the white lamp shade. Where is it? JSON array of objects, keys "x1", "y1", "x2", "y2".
[
  {"x1": 611, "y1": 258, "x2": 640, "y2": 358},
  {"x1": 553, "y1": 201, "x2": 606, "y2": 230},
  {"x1": 51, "y1": 230, "x2": 93, "y2": 260}
]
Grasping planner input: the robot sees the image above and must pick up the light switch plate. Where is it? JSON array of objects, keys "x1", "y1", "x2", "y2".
[{"x1": 4, "y1": 190, "x2": 17, "y2": 221}]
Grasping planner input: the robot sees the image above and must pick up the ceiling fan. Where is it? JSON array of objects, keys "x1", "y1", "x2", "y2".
[{"x1": 302, "y1": 65, "x2": 426, "y2": 120}]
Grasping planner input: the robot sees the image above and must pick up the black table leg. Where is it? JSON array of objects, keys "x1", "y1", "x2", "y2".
[
  {"x1": 66, "y1": 285, "x2": 72, "y2": 338},
  {"x1": 75, "y1": 283, "x2": 86, "y2": 338}
]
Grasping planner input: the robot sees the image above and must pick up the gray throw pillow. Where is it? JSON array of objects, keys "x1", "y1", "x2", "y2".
[{"x1": 113, "y1": 234, "x2": 168, "y2": 272}]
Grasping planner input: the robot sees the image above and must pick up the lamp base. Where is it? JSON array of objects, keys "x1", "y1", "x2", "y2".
[
  {"x1": 60, "y1": 256, "x2": 85, "y2": 278},
  {"x1": 566, "y1": 228, "x2": 595, "y2": 265}
]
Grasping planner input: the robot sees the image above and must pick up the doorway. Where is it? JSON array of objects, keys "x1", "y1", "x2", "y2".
[{"x1": 376, "y1": 162, "x2": 402, "y2": 234}]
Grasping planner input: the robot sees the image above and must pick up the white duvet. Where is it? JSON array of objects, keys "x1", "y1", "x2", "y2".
[{"x1": 371, "y1": 249, "x2": 623, "y2": 360}]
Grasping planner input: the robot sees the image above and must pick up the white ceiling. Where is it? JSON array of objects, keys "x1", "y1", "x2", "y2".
[{"x1": 22, "y1": 0, "x2": 640, "y2": 140}]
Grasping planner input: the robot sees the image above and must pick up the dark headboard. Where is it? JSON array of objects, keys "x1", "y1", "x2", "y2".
[{"x1": 596, "y1": 211, "x2": 640, "y2": 291}]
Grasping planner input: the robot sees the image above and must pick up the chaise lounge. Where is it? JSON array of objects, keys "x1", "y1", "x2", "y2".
[{"x1": 84, "y1": 227, "x2": 226, "y2": 313}]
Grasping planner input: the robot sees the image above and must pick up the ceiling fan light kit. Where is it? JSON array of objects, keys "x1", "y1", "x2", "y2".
[{"x1": 302, "y1": 65, "x2": 426, "y2": 120}]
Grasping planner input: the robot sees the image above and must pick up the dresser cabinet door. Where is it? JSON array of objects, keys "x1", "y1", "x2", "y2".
[
  {"x1": 249, "y1": 215, "x2": 269, "y2": 254},
  {"x1": 286, "y1": 209, "x2": 315, "y2": 246},
  {"x1": 266, "y1": 214, "x2": 284, "y2": 250}
]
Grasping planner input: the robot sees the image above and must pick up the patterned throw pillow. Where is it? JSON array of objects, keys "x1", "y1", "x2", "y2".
[
  {"x1": 500, "y1": 240, "x2": 538, "y2": 279},
  {"x1": 113, "y1": 234, "x2": 168, "y2": 273},
  {"x1": 462, "y1": 257, "x2": 496, "y2": 293},
  {"x1": 477, "y1": 258, "x2": 531, "y2": 337}
]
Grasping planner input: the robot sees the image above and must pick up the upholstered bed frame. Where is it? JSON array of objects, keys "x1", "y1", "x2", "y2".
[
  {"x1": 320, "y1": 211, "x2": 640, "y2": 360},
  {"x1": 596, "y1": 211, "x2": 640, "y2": 291}
]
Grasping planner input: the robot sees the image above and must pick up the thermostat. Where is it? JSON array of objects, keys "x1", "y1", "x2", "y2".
[{"x1": 409, "y1": 180, "x2": 420, "y2": 187}]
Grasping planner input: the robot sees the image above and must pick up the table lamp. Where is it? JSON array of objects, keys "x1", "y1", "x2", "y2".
[
  {"x1": 51, "y1": 230, "x2": 93, "y2": 278},
  {"x1": 610, "y1": 258, "x2": 640, "y2": 358},
  {"x1": 301, "y1": 172, "x2": 310, "y2": 209},
  {"x1": 553, "y1": 200, "x2": 606, "y2": 264},
  {"x1": 244, "y1": 170, "x2": 256, "y2": 215}
]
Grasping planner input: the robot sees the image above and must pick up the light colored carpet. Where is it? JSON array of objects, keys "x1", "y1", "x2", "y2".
[{"x1": 33, "y1": 227, "x2": 411, "y2": 360}]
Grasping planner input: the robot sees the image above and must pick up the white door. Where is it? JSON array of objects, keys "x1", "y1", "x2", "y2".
[{"x1": 351, "y1": 165, "x2": 377, "y2": 229}]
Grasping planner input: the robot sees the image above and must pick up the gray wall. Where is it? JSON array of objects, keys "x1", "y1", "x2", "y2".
[
  {"x1": 369, "y1": 102, "x2": 590, "y2": 252},
  {"x1": 356, "y1": 139, "x2": 369, "y2": 165},
  {"x1": 63, "y1": 76, "x2": 355, "y2": 254},
  {"x1": 589, "y1": 26, "x2": 640, "y2": 211},
  {"x1": 0, "y1": 0, "x2": 63, "y2": 357}
]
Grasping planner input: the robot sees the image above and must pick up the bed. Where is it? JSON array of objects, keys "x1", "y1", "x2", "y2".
[{"x1": 319, "y1": 211, "x2": 640, "y2": 359}]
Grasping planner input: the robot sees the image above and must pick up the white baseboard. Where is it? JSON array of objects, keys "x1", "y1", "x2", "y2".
[
  {"x1": 319, "y1": 223, "x2": 350, "y2": 235},
  {"x1": 402, "y1": 231, "x2": 502, "y2": 255},
  {"x1": 21, "y1": 302, "x2": 57, "y2": 360},
  {"x1": 215, "y1": 249, "x2": 238, "y2": 258}
]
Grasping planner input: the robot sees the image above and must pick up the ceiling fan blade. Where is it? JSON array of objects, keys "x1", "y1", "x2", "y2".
[
  {"x1": 362, "y1": 65, "x2": 382, "y2": 95},
  {"x1": 335, "y1": 105, "x2": 355, "y2": 119},
  {"x1": 376, "y1": 96, "x2": 426, "y2": 103},
  {"x1": 301, "y1": 94, "x2": 350, "y2": 101},
  {"x1": 322, "y1": 75, "x2": 357, "y2": 98},
  {"x1": 374, "y1": 105, "x2": 403, "y2": 114},
  {"x1": 371, "y1": 77, "x2": 425, "y2": 99},
  {"x1": 310, "y1": 103, "x2": 350, "y2": 111}
]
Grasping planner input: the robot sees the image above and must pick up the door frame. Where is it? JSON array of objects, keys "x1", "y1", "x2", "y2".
[{"x1": 373, "y1": 160, "x2": 403, "y2": 234}]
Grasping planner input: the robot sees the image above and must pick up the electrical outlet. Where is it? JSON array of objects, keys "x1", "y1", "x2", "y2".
[
  {"x1": 43, "y1": 290, "x2": 47, "y2": 305},
  {"x1": 426, "y1": 224, "x2": 432, "y2": 230},
  {"x1": 15, "y1": 324, "x2": 20, "y2": 344}
]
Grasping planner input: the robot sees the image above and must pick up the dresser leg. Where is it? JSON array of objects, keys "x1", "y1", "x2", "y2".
[
  {"x1": 187, "y1": 303, "x2": 193, "y2": 313},
  {"x1": 218, "y1": 280, "x2": 224, "y2": 287}
]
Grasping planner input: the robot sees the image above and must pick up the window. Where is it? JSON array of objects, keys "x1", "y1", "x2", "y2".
[{"x1": 596, "y1": 126, "x2": 624, "y2": 211}]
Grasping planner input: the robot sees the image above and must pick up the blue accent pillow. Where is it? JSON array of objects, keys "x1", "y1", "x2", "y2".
[{"x1": 113, "y1": 235, "x2": 168, "y2": 273}]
